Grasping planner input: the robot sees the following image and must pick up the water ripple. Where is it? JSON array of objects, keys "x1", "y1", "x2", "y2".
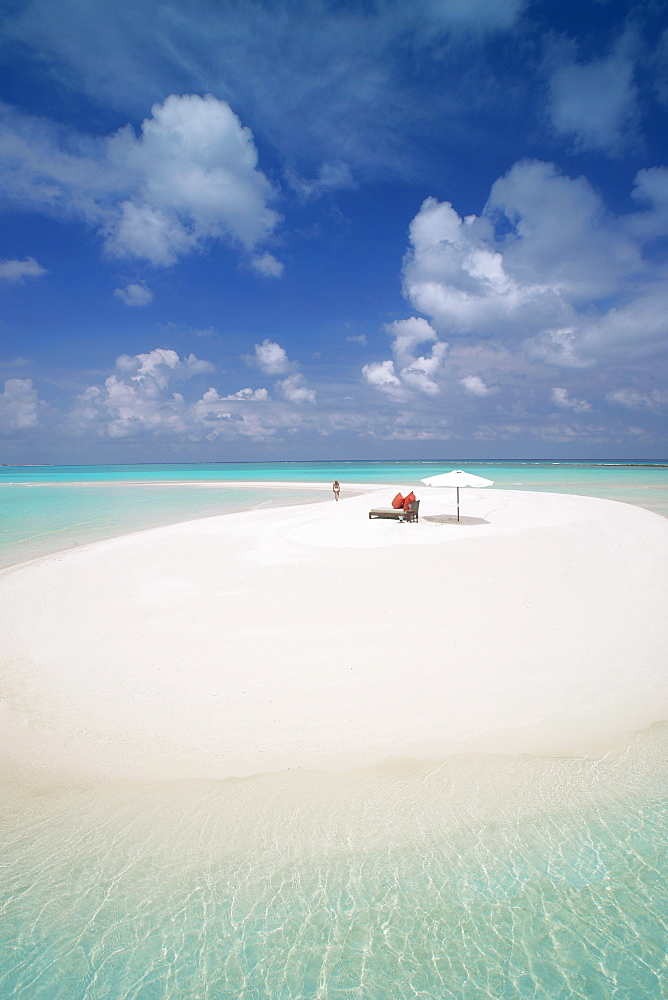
[{"x1": 1, "y1": 727, "x2": 668, "y2": 998}]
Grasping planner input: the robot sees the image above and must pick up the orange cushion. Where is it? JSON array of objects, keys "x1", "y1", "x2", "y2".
[
  {"x1": 391, "y1": 493, "x2": 405, "y2": 509},
  {"x1": 403, "y1": 491, "x2": 416, "y2": 511}
]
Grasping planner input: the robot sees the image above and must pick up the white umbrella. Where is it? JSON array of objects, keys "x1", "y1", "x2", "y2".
[{"x1": 420, "y1": 469, "x2": 493, "y2": 522}]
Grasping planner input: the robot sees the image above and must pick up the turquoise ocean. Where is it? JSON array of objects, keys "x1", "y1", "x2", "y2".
[
  {"x1": 1, "y1": 461, "x2": 667, "y2": 998},
  {"x1": 2, "y1": 459, "x2": 667, "y2": 570}
]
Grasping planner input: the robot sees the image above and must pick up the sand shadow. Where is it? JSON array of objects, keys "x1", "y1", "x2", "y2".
[{"x1": 423, "y1": 515, "x2": 490, "y2": 526}]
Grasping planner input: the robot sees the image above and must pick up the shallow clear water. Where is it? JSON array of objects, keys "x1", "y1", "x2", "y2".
[
  {"x1": 1, "y1": 726, "x2": 667, "y2": 999},
  {"x1": 0, "y1": 482, "x2": 323, "y2": 569},
  {"x1": 1, "y1": 460, "x2": 667, "y2": 997}
]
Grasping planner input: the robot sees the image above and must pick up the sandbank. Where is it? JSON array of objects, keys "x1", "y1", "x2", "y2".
[{"x1": 0, "y1": 486, "x2": 666, "y2": 781}]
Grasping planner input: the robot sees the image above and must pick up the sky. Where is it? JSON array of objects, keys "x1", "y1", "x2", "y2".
[{"x1": 0, "y1": 0, "x2": 667, "y2": 463}]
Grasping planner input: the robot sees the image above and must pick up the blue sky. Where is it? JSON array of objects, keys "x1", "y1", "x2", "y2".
[{"x1": 0, "y1": 0, "x2": 666, "y2": 463}]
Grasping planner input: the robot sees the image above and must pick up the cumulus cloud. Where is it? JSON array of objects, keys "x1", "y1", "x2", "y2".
[
  {"x1": 244, "y1": 339, "x2": 317, "y2": 404},
  {"x1": 402, "y1": 196, "x2": 513, "y2": 335},
  {"x1": 485, "y1": 160, "x2": 641, "y2": 302},
  {"x1": 71, "y1": 348, "x2": 216, "y2": 439},
  {"x1": 278, "y1": 373, "x2": 316, "y2": 405},
  {"x1": 72, "y1": 350, "x2": 213, "y2": 438},
  {"x1": 0, "y1": 94, "x2": 279, "y2": 267},
  {"x1": 221, "y1": 386, "x2": 270, "y2": 401},
  {"x1": 461, "y1": 375, "x2": 494, "y2": 396},
  {"x1": 69, "y1": 347, "x2": 321, "y2": 443},
  {"x1": 251, "y1": 339, "x2": 293, "y2": 375},
  {"x1": 0, "y1": 378, "x2": 41, "y2": 430},
  {"x1": 550, "y1": 387, "x2": 591, "y2": 412},
  {"x1": 362, "y1": 317, "x2": 447, "y2": 398},
  {"x1": 249, "y1": 252, "x2": 284, "y2": 278},
  {"x1": 385, "y1": 317, "x2": 438, "y2": 368},
  {"x1": 0, "y1": 256, "x2": 46, "y2": 282},
  {"x1": 346, "y1": 334, "x2": 367, "y2": 345},
  {"x1": 361, "y1": 359, "x2": 403, "y2": 397},
  {"x1": 114, "y1": 347, "x2": 214, "y2": 388},
  {"x1": 357, "y1": 156, "x2": 668, "y2": 444},
  {"x1": 192, "y1": 387, "x2": 314, "y2": 441},
  {"x1": 399, "y1": 160, "x2": 665, "y2": 373},
  {"x1": 114, "y1": 282, "x2": 153, "y2": 306},
  {"x1": 399, "y1": 160, "x2": 642, "y2": 365},
  {"x1": 547, "y1": 50, "x2": 639, "y2": 155}
]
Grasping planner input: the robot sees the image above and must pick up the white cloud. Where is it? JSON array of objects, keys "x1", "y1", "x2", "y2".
[
  {"x1": 278, "y1": 373, "x2": 316, "y2": 405},
  {"x1": 72, "y1": 345, "x2": 329, "y2": 444},
  {"x1": 72, "y1": 348, "x2": 215, "y2": 439},
  {"x1": 461, "y1": 375, "x2": 494, "y2": 396},
  {"x1": 398, "y1": 160, "x2": 665, "y2": 378},
  {"x1": 221, "y1": 386, "x2": 270, "y2": 401},
  {"x1": 524, "y1": 327, "x2": 592, "y2": 369},
  {"x1": 0, "y1": 377, "x2": 41, "y2": 430},
  {"x1": 114, "y1": 347, "x2": 214, "y2": 388},
  {"x1": 550, "y1": 387, "x2": 591, "y2": 412},
  {"x1": 402, "y1": 196, "x2": 525, "y2": 336},
  {"x1": 605, "y1": 388, "x2": 667, "y2": 412},
  {"x1": 346, "y1": 334, "x2": 367, "y2": 345},
  {"x1": 356, "y1": 157, "x2": 668, "y2": 443},
  {"x1": 251, "y1": 339, "x2": 292, "y2": 375},
  {"x1": 547, "y1": 51, "x2": 638, "y2": 155},
  {"x1": 361, "y1": 359, "x2": 403, "y2": 397},
  {"x1": 68, "y1": 343, "x2": 323, "y2": 444},
  {"x1": 400, "y1": 345, "x2": 447, "y2": 396},
  {"x1": 114, "y1": 281, "x2": 153, "y2": 306},
  {"x1": 249, "y1": 252, "x2": 284, "y2": 278},
  {"x1": 399, "y1": 162, "x2": 641, "y2": 357},
  {"x1": 0, "y1": 94, "x2": 280, "y2": 267},
  {"x1": 384, "y1": 317, "x2": 438, "y2": 368},
  {"x1": 246, "y1": 339, "x2": 316, "y2": 404},
  {"x1": 107, "y1": 94, "x2": 280, "y2": 263},
  {"x1": 485, "y1": 160, "x2": 640, "y2": 302},
  {"x1": 192, "y1": 388, "x2": 313, "y2": 441},
  {"x1": 362, "y1": 317, "x2": 447, "y2": 398},
  {"x1": 0, "y1": 256, "x2": 46, "y2": 282}
]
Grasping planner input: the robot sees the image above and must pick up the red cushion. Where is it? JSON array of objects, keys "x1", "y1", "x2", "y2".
[
  {"x1": 403, "y1": 491, "x2": 416, "y2": 511},
  {"x1": 391, "y1": 493, "x2": 405, "y2": 509}
]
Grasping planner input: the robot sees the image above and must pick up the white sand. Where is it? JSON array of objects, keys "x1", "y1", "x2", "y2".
[{"x1": 1, "y1": 486, "x2": 667, "y2": 781}]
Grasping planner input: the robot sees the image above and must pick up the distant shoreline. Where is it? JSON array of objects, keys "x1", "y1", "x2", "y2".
[{"x1": 3, "y1": 460, "x2": 668, "y2": 469}]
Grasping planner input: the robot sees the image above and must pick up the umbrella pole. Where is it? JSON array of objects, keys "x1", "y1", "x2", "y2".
[{"x1": 457, "y1": 486, "x2": 460, "y2": 522}]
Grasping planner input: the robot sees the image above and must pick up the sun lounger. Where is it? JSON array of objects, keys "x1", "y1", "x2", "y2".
[{"x1": 369, "y1": 501, "x2": 419, "y2": 523}]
